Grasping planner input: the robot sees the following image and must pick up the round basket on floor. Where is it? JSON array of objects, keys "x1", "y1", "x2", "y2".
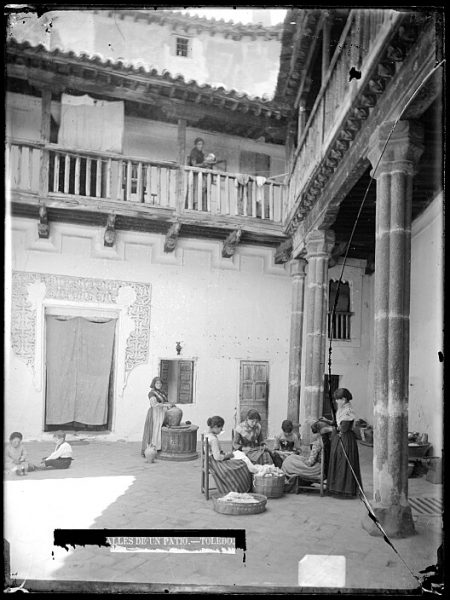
[
  {"x1": 253, "y1": 473, "x2": 285, "y2": 498},
  {"x1": 213, "y1": 493, "x2": 267, "y2": 515}
]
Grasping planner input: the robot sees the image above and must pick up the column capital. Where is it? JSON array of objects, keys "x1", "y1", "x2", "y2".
[
  {"x1": 368, "y1": 120, "x2": 425, "y2": 179},
  {"x1": 305, "y1": 229, "x2": 335, "y2": 259},
  {"x1": 289, "y1": 258, "x2": 307, "y2": 277}
]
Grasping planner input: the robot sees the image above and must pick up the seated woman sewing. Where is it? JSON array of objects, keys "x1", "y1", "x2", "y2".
[
  {"x1": 232, "y1": 409, "x2": 273, "y2": 465},
  {"x1": 206, "y1": 416, "x2": 252, "y2": 494},
  {"x1": 281, "y1": 420, "x2": 332, "y2": 489}
]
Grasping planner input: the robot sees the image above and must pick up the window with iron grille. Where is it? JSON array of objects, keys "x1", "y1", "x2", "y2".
[
  {"x1": 328, "y1": 280, "x2": 352, "y2": 340},
  {"x1": 176, "y1": 37, "x2": 190, "y2": 57}
]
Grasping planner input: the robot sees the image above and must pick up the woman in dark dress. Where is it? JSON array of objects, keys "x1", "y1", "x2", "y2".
[
  {"x1": 327, "y1": 388, "x2": 363, "y2": 498},
  {"x1": 186, "y1": 137, "x2": 207, "y2": 210},
  {"x1": 232, "y1": 409, "x2": 273, "y2": 465}
]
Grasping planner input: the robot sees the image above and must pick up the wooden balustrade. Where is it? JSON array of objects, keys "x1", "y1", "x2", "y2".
[
  {"x1": 47, "y1": 148, "x2": 177, "y2": 207},
  {"x1": 287, "y1": 9, "x2": 400, "y2": 217},
  {"x1": 6, "y1": 141, "x2": 286, "y2": 224},
  {"x1": 328, "y1": 311, "x2": 352, "y2": 340},
  {"x1": 183, "y1": 166, "x2": 285, "y2": 223}
]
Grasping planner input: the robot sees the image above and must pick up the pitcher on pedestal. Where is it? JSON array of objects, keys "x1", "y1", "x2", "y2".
[{"x1": 141, "y1": 377, "x2": 176, "y2": 457}]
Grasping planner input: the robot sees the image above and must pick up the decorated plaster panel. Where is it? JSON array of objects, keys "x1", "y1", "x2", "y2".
[{"x1": 10, "y1": 271, "x2": 151, "y2": 385}]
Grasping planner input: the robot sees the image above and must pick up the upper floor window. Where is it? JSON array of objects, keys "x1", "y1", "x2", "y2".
[
  {"x1": 175, "y1": 36, "x2": 191, "y2": 58},
  {"x1": 328, "y1": 280, "x2": 351, "y2": 340}
]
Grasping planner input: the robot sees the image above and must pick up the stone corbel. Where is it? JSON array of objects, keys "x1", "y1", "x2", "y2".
[
  {"x1": 104, "y1": 214, "x2": 116, "y2": 247},
  {"x1": 164, "y1": 221, "x2": 181, "y2": 253},
  {"x1": 222, "y1": 227, "x2": 242, "y2": 258},
  {"x1": 38, "y1": 204, "x2": 49, "y2": 239}
]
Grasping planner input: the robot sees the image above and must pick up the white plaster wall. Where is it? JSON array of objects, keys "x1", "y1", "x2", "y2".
[
  {"x1": 298, "y1": 259, "x2": 374, "y2": 428},
  {"x1": 8, "y1": 11, "x2": 281, "y2": 97},
  {"x1": 6, "y1": 218, "x2": 291, "y2": 442},
  {"x1": 409, "y1": 194, "x2": 444, "y2": 456},
  {"x1": 6, "y1": 92, "x2": 286, "y2": 178}
]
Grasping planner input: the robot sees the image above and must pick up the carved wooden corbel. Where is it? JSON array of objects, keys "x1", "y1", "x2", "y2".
[
  {"x1": 377, "y1": 62, "x2": 395, "y2": 80},
  {"x1": 104, "y1": 214, "x2": 116, "y2": 247},
  {"x1": 38, "y1": 204, "x2": 49, "y2": 239},
  {"x1": 222, "y1": 227, "x2": 242, "y2": 258},
  {"x1": 328, "y1": 241, "x2": 348, "y2": 268},
  {"x1": 164, "y1": 221, "x2": 181, "y2": 253},
  {"x1": 274, "y1": 238, "x2": 293, "y2": 264}
]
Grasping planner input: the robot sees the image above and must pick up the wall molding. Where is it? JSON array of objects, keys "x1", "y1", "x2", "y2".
[{"x1": 10, "y1": 217, "x2": 289, "y2": 277}]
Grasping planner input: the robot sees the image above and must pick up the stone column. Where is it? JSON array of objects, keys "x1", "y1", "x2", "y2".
[
  {"x1": 302, "y1": 229, "x2": 335, "y2": 446},
  {"x1": 364, "y1": 120, "x2": 424, "y2": 538},
  {"x1": 287, "y1": 258, "x2": 307, "y2": 432}
]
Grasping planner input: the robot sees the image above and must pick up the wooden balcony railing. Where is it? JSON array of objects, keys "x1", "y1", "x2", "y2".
[
  {"x1": 183, "y1": 166, "x2": 286, "y2": 222},
  {"x1": 7, "y1": 141, "x2": 286, "y2": 224},
  {"x1": 327, "y1": 311, "x2": 352, "y2": 340},
  {"x1": 287, "y1": 9, "x2": 401, "y2": 220}
]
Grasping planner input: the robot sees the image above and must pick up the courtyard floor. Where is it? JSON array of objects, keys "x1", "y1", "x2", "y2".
[{"x1": 4, "y1": 439, "x2": 442, "y2": 594}]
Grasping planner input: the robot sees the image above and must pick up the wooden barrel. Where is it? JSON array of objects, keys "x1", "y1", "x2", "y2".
[{"x1": 159, "y1": 425, "x2": 199, "y2": 461}]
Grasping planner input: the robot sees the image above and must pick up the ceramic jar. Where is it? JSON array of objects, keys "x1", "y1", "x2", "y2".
[{"x1": 164, "y1": 406, "x2": 183, "y2": 427}]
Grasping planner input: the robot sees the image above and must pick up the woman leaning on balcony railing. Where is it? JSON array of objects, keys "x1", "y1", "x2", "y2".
[{"x1": 185, "y1": 137, "x2": 217, "y2": 210}]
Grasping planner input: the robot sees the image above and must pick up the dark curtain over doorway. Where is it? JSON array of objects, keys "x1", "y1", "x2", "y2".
[{"x1": 45, "y1": 316, "x2": 116, "y2": 426}]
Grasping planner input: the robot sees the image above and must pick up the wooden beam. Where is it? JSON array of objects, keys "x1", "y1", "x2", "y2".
[
  {"x1": 39, "y1": 87, "x2": 51, "y2": 197},
  {"x1": 37, "y1": 204, "x2": 49, "y2": 238},
  {"x1": 104, "y1": 213, "x2": 116, "y2": 247},
  {"x1": 164, "y1": 221, "x2": 181, "y2": 253},
  {"x1": 222, "y1": 227, "x2": 242, "y2": 258},
  {"x1": 177, "y1": 118, "x2": 187, "y2": 209}
]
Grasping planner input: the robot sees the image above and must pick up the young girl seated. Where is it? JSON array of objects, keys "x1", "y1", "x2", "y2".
[
  {"x1": 5, "y1": 432, "x2": 35, "y2": 475},
  {"x1": 40, "y1": 431, "x2": 73, "y2": 469},
  {"x1": 272, "y1": 419, "x2": 301, "y2": 468},
  {"x1": 233, "y1": 409, "x2": 273, "y2": 465},
  {"x1": 206, "y1": 416, "x2": 252, "y2": 494}
]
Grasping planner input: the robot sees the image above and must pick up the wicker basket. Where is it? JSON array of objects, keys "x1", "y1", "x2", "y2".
[
  {"x1": 213, "y1": 493, "x2": 267, "y2": 515},
  {"x1": 253, "y1": 473, "x2": 285, "y2": 498}
]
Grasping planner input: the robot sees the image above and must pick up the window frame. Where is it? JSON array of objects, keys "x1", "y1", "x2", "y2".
[{"x1": 174, "y1": 35, "x2": 192, "y2": 58}]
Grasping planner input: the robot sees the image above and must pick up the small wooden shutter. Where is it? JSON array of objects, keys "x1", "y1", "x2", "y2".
[
  {"x1": 177, "y1": 360, "x2": 194, "y2": 404},
  {"x1": 159, "y1": 360, "x2": 170, "y2": 394}
]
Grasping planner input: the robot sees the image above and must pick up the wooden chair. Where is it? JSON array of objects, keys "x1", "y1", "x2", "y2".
[
  {"x1": 295, "y1": 437, "x2": 327, "y2": 497},
  {"x1": 200, "y1": 434, "x2": 217, "y2": 500}
]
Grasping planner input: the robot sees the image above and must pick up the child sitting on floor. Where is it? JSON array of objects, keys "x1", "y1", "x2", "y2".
[
  {"x1": 5, "y1": 432, "x2": 35, "y2": 475},
  {"x1": 40, "y1": 431, "x2": 73, "y2": 469},
  {"x1": 272, "y1": 419, "x2": 301, "y2": 468}
]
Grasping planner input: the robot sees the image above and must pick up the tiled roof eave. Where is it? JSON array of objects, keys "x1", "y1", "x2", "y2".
[
  {"x1": 95, "y1": 9, "x2": 283, "y2": 39},
  {"x1": 6, "y1": 39, "x2": 290, "y2": 120}
]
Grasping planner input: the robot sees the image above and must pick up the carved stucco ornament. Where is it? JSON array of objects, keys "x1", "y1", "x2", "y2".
[{"x1": 10, "y1": 271, "x2": 151, "y2": 392}]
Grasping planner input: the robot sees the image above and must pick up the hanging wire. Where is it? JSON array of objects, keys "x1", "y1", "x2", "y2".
[{"x1": 324, "y1": 57, "x2": 445, "y2": 588}]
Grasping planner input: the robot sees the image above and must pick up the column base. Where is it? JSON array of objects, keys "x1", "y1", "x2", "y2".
[{"x1": 361, "y1": 504, "x2": 416, "y2": 539}]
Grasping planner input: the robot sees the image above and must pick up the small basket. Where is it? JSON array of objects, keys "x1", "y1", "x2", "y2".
[
  {"x1": 213, "y1": 493, "x2": 267, "y2": 515},
  {"x1": 253, "y1": 473, "x2": 285, "y2": 498}
]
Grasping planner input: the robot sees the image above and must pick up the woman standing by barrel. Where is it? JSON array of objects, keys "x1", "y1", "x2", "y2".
[{"x1": 141, "y1": 377, "x2": 175, "y2": 457}]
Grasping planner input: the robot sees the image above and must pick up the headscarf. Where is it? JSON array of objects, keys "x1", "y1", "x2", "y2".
[{"x1": 149, "y1": 377, "x2": 167, "y2": 403}]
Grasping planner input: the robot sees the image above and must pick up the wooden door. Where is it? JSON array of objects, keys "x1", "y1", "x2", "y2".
[
  {"x1": 323, "y1": 374, "x2": 340, "y2": 420},
  {"x1": 239, "y1": 361, "x2": 269, "y2": 438}
]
